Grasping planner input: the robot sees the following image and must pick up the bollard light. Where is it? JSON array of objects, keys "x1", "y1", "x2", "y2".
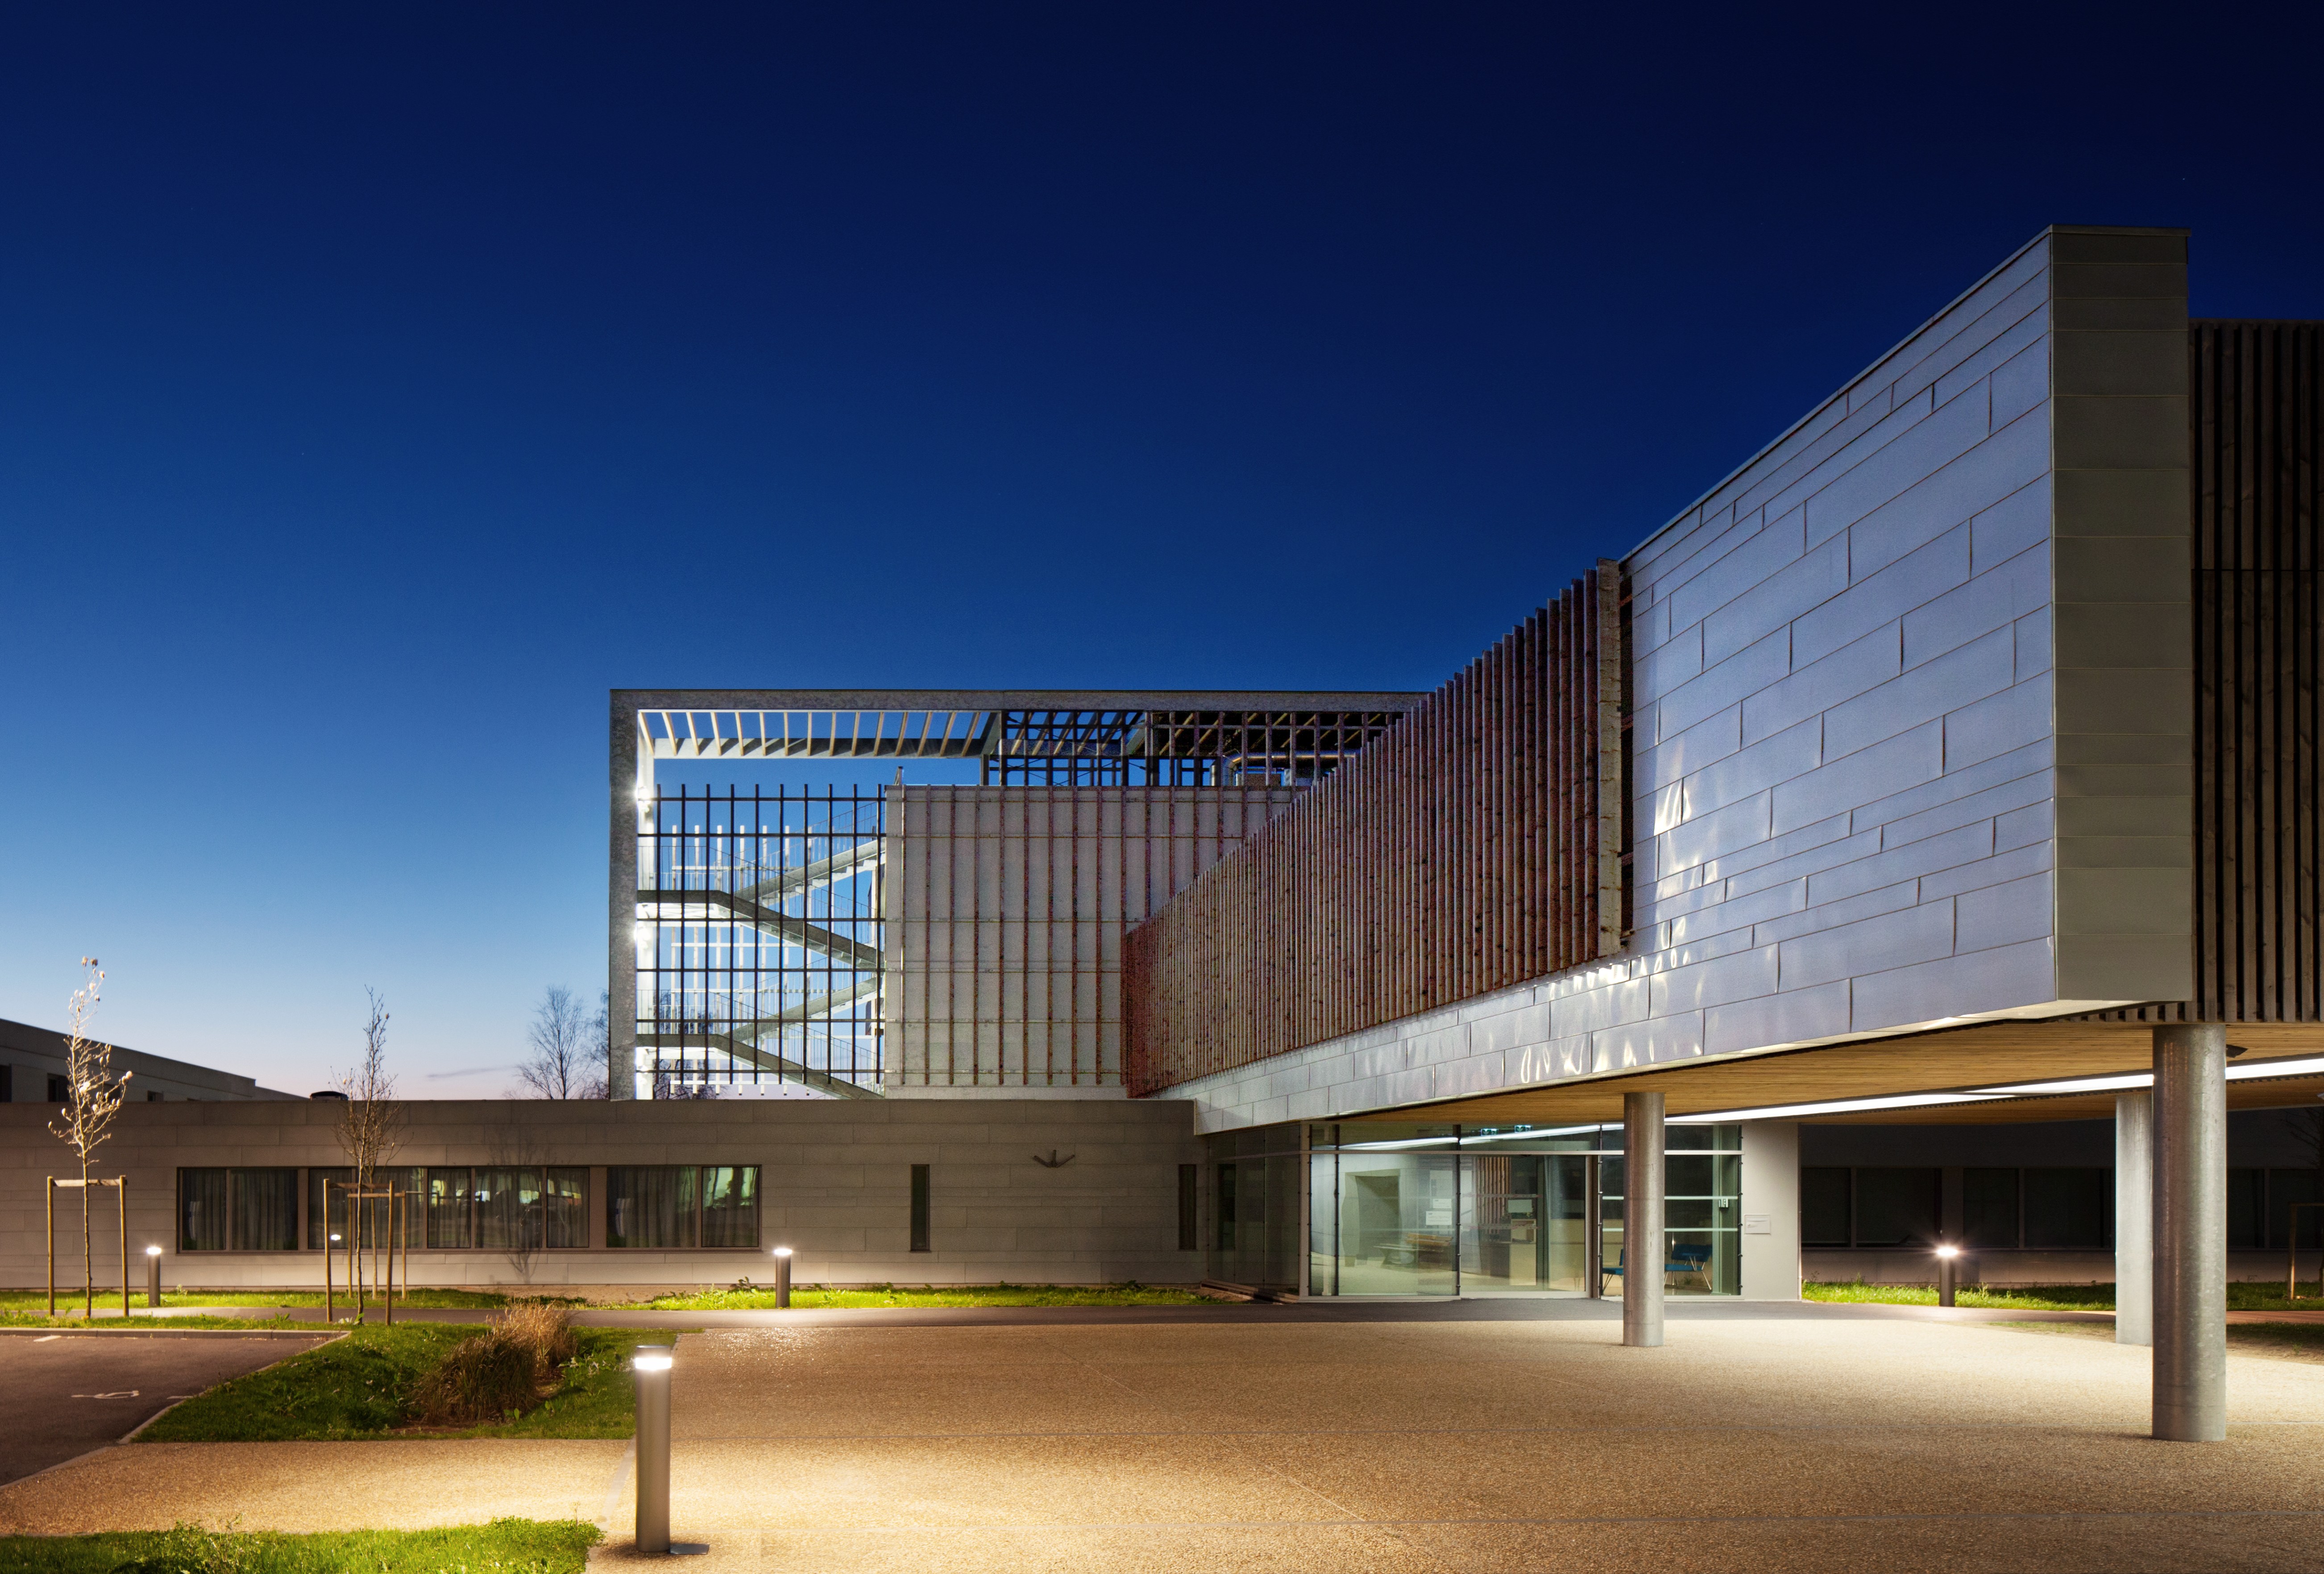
[
  {"x1": 145, "y1": 1246, "x2": 162, "y2": 1309},
  {"x1": 1935, "y1": 1243, "x2": 1961, "y2": 1308},
  {"x1": 772, "y1": 1247, "x2": 793, "y2": 1309},
  {"x1": 634, "y1": 1346, "x2": 676, "y2": 1554}
]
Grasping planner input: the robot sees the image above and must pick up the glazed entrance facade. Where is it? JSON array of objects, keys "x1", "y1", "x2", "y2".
[{"x1": 1208, "y1": 1123, "x2": 1743, "y2": 1297}]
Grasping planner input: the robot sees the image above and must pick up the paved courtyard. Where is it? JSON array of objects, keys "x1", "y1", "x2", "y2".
[{"x1": 7, "y1": 1306, "x2": 2324, "y2": 1571}]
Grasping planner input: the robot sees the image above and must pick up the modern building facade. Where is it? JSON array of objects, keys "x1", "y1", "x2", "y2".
[{"x1": 4, "y1": 229, "x2": 2316, "y2": 1416}]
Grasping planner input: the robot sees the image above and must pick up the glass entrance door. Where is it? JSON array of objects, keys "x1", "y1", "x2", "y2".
[{"x1": 1458, "y1": 1154, "x2": 1589, "y2": 1293}]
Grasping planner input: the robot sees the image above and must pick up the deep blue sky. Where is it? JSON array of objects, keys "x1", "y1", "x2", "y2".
[{"x1": 3, "y1": 5, "x2": 2316, "y2": 1095}]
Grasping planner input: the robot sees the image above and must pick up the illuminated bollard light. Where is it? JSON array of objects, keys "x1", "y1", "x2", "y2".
[
  {"x1": 1936, "y1": 1243, "x2": 1961, "y2": 1309},
  {"x1": 634, "y1": 1345, "x2": 675, "y2": 1554},
  {"x1": 145, "y1": 1246, "x2": 162, "y2": 1309},
  {"x1": 772, "y1": 1247, "x2": 793, "y2": 1309}
]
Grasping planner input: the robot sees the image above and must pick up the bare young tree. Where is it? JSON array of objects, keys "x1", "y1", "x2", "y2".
[
  {"x1": 48, "y1": 958, "x2": 130, "y2": 1317},
  {"x1": 334, "y1": 989, "x2": 406, "y2": 1301},
  {"x1": 519, "y1": 986, "x2": 606, "y2": 1099}
]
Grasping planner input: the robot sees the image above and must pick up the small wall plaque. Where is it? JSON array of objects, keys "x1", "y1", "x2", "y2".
[{"x1": 1743, "y1": 1214, "x2": 1772, "y2": 1235}]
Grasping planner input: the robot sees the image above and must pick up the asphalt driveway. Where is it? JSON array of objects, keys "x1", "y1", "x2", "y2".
[{"x1": 0, "y1": 1332, "x2": 331, "y2": 1484}]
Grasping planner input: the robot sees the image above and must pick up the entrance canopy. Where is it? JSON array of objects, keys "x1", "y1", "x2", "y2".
[{"x1": 1364, "y1": 1018, "x2": 2324, "y2": 1131}]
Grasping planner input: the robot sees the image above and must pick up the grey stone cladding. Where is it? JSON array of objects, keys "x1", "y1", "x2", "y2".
[
  {"x1": 1170, "y1": 228, "x2": 2191, "y2": 1133},
  {"x1": 0, "y1": 1097, "x2": 1201, "y2": 1290}
]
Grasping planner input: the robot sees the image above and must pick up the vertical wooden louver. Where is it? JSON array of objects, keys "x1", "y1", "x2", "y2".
[
  {"x1": 2192, "y1": 321, "x2": 2323, "y2": 1023},
  {"x1": 1124, "y1": 562, "x2": 1628, "y2": 1095}
]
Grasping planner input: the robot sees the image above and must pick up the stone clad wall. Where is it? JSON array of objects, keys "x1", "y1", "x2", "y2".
[{"x1": 0, "y1": 1098, "x2": 1200, "y2": 1290}]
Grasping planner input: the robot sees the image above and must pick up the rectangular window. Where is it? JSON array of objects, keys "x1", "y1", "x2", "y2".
[
  {"x1": 1800, "y1": 1167, "x2": 1851, "y2": 1247},
  {"x1": 1178, "y1": 1163, "x2": 1198, "y2": 1251},
  {"x1": 49, "y1": 1073, "x2": 69, "y2": 1103},
  {"x1": 178, "y1": 1168, "x2": 299, "y2": 1251},
  {"x1": 308, "y1": 1168, "x2": 423, "y2": 1251},
  {"x1": 909, "y1": 1164, "x2": 931, "y2": 1252},
  {"x1": 2269, "y1": 1168, "x2": 2323, "y2": 1248},
  {"x1": 702, "y1": 1166, "x2": 760, "y2": 1249},
  {"x1": 1851, "y1": 1168, "x2": 1938, "y2": 1247},
  {"x1": 2229, "y1": 1168, "x2": 2264, "y2": 1249},
  {"x1": 544, "y1": 1167, "x2": 589, "y2": 1249},
  {"x1": 606, "y1": 1165, "x2": 740, "y2": 1249},
  {"x1": 428, "y1": 1168, "x2": 477, "y2": 1249},
  {"x1": 1963, "y1": 1168, "x2": 2021, "y2": 1248},
  {"x1": 1216, "y1": 1162, "x2": 1239, "y2": 1251},
  {"x1": 2023, "y1": 1168, "x2": 2112, "y2": 1249}
]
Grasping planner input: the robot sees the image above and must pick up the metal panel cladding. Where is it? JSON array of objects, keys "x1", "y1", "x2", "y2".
[{"x1": 1124, "y1": 562, "x2": 1630, "y2": 1095}]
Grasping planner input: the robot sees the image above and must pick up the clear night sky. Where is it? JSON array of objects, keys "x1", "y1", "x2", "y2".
[{"x1": 2, "y1": 7, "x2": 2316, "y2": 1095}]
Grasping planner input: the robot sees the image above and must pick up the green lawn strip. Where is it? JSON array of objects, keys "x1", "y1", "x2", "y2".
[
  {"x1": 1984, "y1": 1318, "x2": 2324, "y2": 1363},
  {"x1": 1804, "y1": 1281, "x2": 2116, "y2": 1312},
  {"x1": 0, "y1": 1289, "x2": 518, "y2": 1312},
  {"x1": 0, "y1": 1516, "x2": 598, "y2": 1574},
  {"x1": 0, "y1": 1313, "x2": 322, "y2": 1332},
  {"x1": 633, "y1": 1281, "x2": 1205, "y2": 1310},
  {"x1": 1808, "y1": 1280, "x2": 2324, "y2": 1314},
  {"x1": 137, "y1": 1323, "x2": 639, "y2": 1441}
]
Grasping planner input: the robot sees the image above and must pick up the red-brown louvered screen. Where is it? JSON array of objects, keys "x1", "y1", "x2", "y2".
[{"x1": 1124, "y1": 562, "x2": 1628, "y2": 1095}]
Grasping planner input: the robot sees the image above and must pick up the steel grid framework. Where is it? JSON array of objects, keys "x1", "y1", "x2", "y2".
[
  {"x1": 609, "y1": 688, "x2": 1421, "y2": 1098},
  {"x1": 634, "y1": 786, "x2": 886, "y2": 1098}
]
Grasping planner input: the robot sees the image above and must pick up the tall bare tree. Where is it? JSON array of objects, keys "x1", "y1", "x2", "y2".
[
  {"x1": 334, "y1": 989, "x2": 405, "y2": 1302},
  {"x1": 48, "y1": 958, "x2": 130, "y2": 1318},
  {"x1": 519, "y1": 986, "x2": 605, "y2": 1098}
]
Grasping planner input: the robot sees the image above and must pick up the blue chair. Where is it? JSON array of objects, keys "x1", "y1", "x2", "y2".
[{"x1": 1601, "y1": 1245, "x2": 1715, "y2": 1293}]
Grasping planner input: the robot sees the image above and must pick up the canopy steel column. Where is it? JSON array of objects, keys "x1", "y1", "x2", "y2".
[
  {"x1": 2152, "y1": 1025, "x2": 2225, "y2": 1441},
  {"x1": 2116, "y1": 1090, "x2": 2152, "y2": 1347},
  {"x1": 1623, "y1": 1089, "x2": 1664, "y2": 1348}
]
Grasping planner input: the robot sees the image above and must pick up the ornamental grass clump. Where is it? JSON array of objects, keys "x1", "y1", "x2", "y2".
[
  {"x1": 410, "y1": 1302, "x2": 581, "y2": 1425},
  {"x1": 411, "y1": 1330, "x2": 539, "y2": 1426},
  {"x1": 498, "y1": 1301, "x2": 580, "y2": 1376}
]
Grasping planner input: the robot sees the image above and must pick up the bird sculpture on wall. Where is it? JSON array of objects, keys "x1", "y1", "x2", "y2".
[{"x1": 1033, "y1": 1150, "x2": 1076, "y2": 1168}]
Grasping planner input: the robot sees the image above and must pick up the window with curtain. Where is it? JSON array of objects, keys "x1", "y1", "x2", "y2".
[
  {"x1": 702, "y1": 1166, "x2": 759, "y2": 1248},
  {"x1": 307, "y1": 1167, "x2": 424, "y2": 1250},
  {"x1": 476, "y1": 1168, "x2": 544, "y2": 1252},
  {"x1": 428, "y1": 1168, "x2": 476, "y2": 1249},
  {"x1": 178, "y1": 1168, "x2": 300, "y2": 1251},
  {"x1": 544, "y1": 1168, "x2": 589, "y2": 1249},
  {"x1": 607, "y1": 1166, "x2": 756, "y2": 1248}
]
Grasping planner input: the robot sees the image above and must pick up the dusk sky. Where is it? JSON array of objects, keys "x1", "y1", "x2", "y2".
[{"x1": 2, "y1": 7, "x2": 2316, "y2": 1096}]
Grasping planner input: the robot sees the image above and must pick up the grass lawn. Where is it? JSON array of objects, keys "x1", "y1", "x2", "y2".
[
  {"x1": 633, "y1": 1280, "x2": 1207, "y2": 1310},
  {"x1": 0, "y1": 1289, "x2": 516, "y2": 1313},
  {"x1": 1805, "y1": 1281, "x2": 2116, "y2": 1311},
  {"x1": 0, "y1": 1516, "x2": 598, "y2": 1573},
  {"x1": 1992, "y1": 1318, "x2": 2324, "y2": 1363},
  {"x1": 1808, "y1": 1280, "x2": 2324, "y2": 1314},
  {"x1": 137, "y1": 1323, "x2": 643, "y2": 1441}
]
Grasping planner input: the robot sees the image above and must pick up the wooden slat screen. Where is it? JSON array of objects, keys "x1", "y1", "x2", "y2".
[
  {"x1": 1124, "y1": 562, "x2": 1627, "y2": 1095},
  {"x1": 2192, "y1": 320, "x2": 2322, "y2": 1022}
]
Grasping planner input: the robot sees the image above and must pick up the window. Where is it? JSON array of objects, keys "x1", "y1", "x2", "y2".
[
  {"x1": 49, "y1": 1073, "x2": 69, "y2": 1103},
  {"x1": 909, "y1": 1164, "x2": 930, "y2": 1252},
  {"x1": 308, "y1": 1168, "x2": 423, "y2": 1250},
  {"x1": 308, "y1": 1167, "x2": 584, "y2": 1251},
  {"x1": 1963, "y1": 1168, "x2": 2021, "y2": 1248},
  {"x1": 1216, "y1": 1162, "x2": 1239, "y2": 1251},
  {"x1": 146, "y1": 1089, "x2": 162, "y2": 1102},
  {"x1": 703, "y1": 1166, "x2": 759, "y2": 1249},
  {"x1": 1178, "y1": 1163, "x2": 1198, "y2": 1251},
  {"x1": 2023, "y1": 1168, "x2": 2112, "y2": 1248},
  {"x1": 178, "y1": 1168, "x2": 299, "y2": 1251},
  {"x1": 608, "y1": 1165, "x2": 755, "y2": 1249},
  {"x1": 1851, "y1": 1168, "x2": 1939, "y2": 1247},
  {"x1": 1801, "y1": 1168, "x2": 1851, "y2": 1247}
]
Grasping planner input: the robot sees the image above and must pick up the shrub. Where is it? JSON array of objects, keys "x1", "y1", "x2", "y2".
[
  {"x1": 498, "y1": 1301, "x2": 580, "y2": 1376},
  {"x1": 411, "y1": 1331, "x2": 540, "y2": 1425}
]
